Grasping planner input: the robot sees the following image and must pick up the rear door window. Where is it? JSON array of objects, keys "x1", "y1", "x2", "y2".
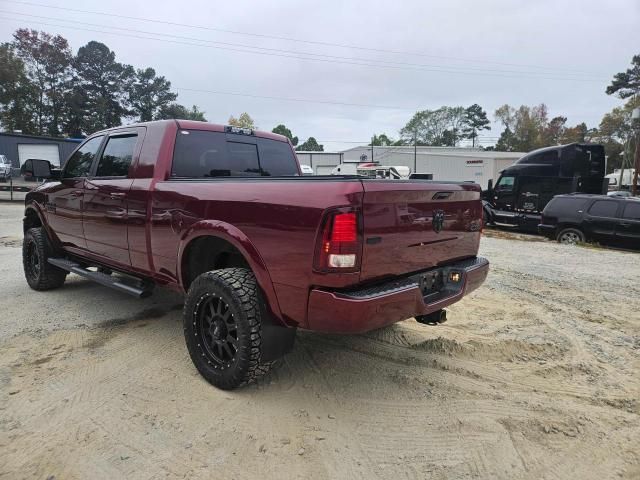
[
  {"x1": 95, "y1": 135, "x2": 137, "y2": 177},
  {"x1": 64, "y1": 136, "x2": 103, "y2": 178},
  {"x1": 588, "y1": 200, "x2": 619, "y2": 218},
  {"x1": 622, "y1": 202, "x2": 640, "y2": 220}
]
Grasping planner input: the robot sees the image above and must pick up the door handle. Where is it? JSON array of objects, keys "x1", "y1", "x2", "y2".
[
  {"x1": 109, "y1": 192, "x2": 126, "y2": 199},
  {"x1": 70, "y1": 190, "x2": 83, "y2": 197},
  {"x1": 619, "y1": 222, "x2": 630, "y2": 227}
]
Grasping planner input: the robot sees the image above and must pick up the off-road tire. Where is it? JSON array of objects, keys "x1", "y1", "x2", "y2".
[
  {"x1": 557, "y1": 227, "x2": 585, "y2": 245},
  {"x1": 22, "y1": 227, "x2": 67, "y2": 290},
  {"x1": 183, "y1": 268, "x2": 274, "y2": 390}
]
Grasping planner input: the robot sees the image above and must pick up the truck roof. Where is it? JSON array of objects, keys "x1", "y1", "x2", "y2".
[{"x1": 92, "y1": 119, "x2": 290, "y2": 144}]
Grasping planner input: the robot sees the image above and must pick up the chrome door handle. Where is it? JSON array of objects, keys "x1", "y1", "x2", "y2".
[{"x1": 109, "y1": 192, "x2": 126, "y2": 199}]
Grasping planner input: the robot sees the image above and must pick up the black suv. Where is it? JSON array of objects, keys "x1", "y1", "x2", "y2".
[{"x1": 539, "y1": 194, "x2": 640, "y2": 248}]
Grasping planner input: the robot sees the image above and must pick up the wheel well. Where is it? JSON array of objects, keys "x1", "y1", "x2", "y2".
[
  {"x1": 23, "y1": 208, "x2": 42, "y2": 233},
  {"x1": 181, "y1": 236, "x2": 251, "y2": 290}
]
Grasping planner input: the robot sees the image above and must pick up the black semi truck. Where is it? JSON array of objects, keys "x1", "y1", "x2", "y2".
[{"x1": 483, "y1": 143, "x2": 607, "y2": 231}]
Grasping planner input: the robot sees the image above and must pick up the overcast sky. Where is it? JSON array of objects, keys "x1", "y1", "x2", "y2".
[{"x1": 0, "y1": 0, "x2": 638, "y2": 150}]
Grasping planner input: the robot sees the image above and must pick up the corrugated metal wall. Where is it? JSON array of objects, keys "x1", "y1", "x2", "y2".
[{"x1": 0, "y1": 134, "x2": 81, "y2": 170}]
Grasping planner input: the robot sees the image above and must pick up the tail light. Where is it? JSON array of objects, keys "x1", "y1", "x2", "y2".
[{"x1": 314, "y1": 208, "x2": 362, "y2": 272}]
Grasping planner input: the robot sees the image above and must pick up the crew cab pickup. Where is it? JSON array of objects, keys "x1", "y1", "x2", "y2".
[{"x1": 22, "y1": 120, "x2": 489, "y2": 389}]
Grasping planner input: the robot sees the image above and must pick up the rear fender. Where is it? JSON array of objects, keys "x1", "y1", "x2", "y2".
[{"x1": 177, "y1": 220, "x2": 284, "y2": 325}]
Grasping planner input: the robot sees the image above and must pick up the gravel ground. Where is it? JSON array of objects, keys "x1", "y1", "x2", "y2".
[{"x1": 0, "y1": 202, "x2": 639, "y2": 479}]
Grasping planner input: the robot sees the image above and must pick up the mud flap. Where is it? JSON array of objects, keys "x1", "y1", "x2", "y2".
[{"x1": 261, "y1": 324, "x2": 296, "y2": 362}]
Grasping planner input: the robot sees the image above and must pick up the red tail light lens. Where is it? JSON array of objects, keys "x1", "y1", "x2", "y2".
[
  {"x1": 329, "y1": 212, "x2": 357, "y2": 243},
  {"x1": 315, "y1": 209, "x2": 361, "y2": 272}
]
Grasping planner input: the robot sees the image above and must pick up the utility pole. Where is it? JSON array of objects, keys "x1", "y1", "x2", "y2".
[
  {"x1": 371, "y1": 136, "x2": 374, "y2": 164},
  {"x1": 632, "y1": 107, "x2": 640, "y2": 196},
  {"x1": 414, "y1": 129, "x2": 417, "y2": 174}
]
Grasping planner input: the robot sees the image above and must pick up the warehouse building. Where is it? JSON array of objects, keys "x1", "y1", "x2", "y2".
[
  {"x1": 0, "y1": 132, "x2": 81, "y2": 173},
  {"x1": 296, "y1": 146, "x2": 524, "y2": 188}
]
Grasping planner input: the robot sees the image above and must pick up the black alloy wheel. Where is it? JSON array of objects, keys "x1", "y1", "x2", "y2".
[
  {"x1": 183, "y1": 268, "x2": 276, "y2": 390},
  {"x1": 195, "y1": 293, "x2": 239, "y2": 368}
]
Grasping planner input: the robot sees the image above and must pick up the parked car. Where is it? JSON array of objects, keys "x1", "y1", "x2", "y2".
[
  {"x1": 300, "y1": 164, "x2": 314, "y2": 175},
  {"x1": 539, "y1": 194, "x2": 640, "y2": 248},
  {"x1": 607, "y1": 190, "x2": 632, "y2": 197},
  {"x1": 21, "y1": 120, "x2": 489, "y2": 390},
  {"x1": 0, "y1": 155, "x2": 12, "y2": 181}
]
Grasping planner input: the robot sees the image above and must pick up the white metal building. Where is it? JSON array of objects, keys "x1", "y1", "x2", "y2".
[{"x1": 296, "y1": 146, "x2": 524, "y2": 188}]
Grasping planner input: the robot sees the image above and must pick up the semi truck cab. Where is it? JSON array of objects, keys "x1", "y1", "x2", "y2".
[{"x1": 483, "y1": 143, "x2": 607, "y2": 231}]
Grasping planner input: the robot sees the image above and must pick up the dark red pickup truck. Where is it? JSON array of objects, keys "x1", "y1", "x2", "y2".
[{"x1": 22, "y1": 120, "x2": 488, "y2": 389}]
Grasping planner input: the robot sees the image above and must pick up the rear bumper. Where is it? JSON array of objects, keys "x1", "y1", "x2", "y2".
[
  {"x1": 307, "y1": 257, "x2": 489, "y2": 333},
  {"x1": 538, "y1": 224, "x2": 557, "y2": 239}
]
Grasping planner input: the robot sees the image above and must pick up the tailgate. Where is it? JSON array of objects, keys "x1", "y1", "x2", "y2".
[{"x1": 360, "y1": 181, "x2": 483, "y2": 282}]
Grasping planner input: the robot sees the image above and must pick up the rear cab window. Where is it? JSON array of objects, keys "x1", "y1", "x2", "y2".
[{"x1": 171, "y1": 130, "x2": 299, "y2": 178}]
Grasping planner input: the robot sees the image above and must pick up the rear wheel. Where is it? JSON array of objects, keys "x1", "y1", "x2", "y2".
[
  {"x1": 22, "y1": 227, "x2": 67, "y2": 290},
  {"x1": 557, "y1": 228, "x2": 585, "y2": 245},
  {"x1": 183, "y1": 268, "x2": 274, "y2": 390}
]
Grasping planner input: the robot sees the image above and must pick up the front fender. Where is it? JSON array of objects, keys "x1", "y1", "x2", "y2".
[
  {"x1": 23, "y1": 200, "x2": 50, "y2": 236},
  {"x1": 177, "y1": 220, "x2": 284, "y2": 324}
]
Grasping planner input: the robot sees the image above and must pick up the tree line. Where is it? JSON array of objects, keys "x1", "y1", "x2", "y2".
[
  {"x1": 0, "y1": 28, "x2": 637, "y2": 170},
  {"x1": 271, "y1": 54, "x2": 640, "y2": 170},
  {"x1": 0, "y1": 29, "x2": 206, "y2": 137}
]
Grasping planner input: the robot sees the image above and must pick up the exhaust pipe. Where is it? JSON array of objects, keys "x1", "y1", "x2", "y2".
[{"x1": 415, "y1": 309, "x2": 447, "y2": 326}]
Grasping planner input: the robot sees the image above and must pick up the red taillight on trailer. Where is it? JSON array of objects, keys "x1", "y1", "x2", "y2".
[{"x1": 315, "y1": 210, "x2": 361, "y2": 272}]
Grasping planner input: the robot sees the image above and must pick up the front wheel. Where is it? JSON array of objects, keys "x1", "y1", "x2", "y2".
[
  {"x1": 183, "y1": 268, "x2": 275, "y2": 390},
  {"x1": 22, "y1": 227, "x2": 67, "y2": 290},
  {"x1": 557, "y1": 227, "x2": 585, "y2": 245}
]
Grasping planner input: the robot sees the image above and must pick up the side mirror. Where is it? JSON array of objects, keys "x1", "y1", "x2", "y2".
[{"x1": 21, "y1": 159, "x2": 58, "y2": 179}]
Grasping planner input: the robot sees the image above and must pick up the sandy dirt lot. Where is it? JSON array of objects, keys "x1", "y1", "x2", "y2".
[{"x1": 1, "y1": 202, "x2": 639, "y2": 479}]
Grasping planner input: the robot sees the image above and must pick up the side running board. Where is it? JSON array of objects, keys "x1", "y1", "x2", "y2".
[{"x1": 47, "y1": 258, "x2": 154, "y2": 298}]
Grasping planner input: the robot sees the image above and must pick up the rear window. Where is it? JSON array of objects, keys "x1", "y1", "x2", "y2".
[
  {"x1": 622, "y1": 202, "x2": 640, "y2": 220},
  {"x1": 171, "y1": 130, "x2": 298, "y2": 178},
  {"x1": 588, "y1": 200, "x2": 618, "y2": 217},
  {"x1": 257, "y1": 138, "x2": 298, "y2": 176},
  {"x1": 545, "y1": 197, "x2": 587, "y2": 213}
]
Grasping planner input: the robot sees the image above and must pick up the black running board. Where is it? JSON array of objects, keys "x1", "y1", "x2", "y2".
[{"x1": 48, "y1": 258, "x2": 153, "y2": 298}]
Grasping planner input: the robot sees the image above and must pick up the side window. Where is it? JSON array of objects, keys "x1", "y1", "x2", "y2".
[
  {"x1": 64, "y1": 136, "x2": 103, "y2": 178},
  {"x1": 95, "y1": 135, "x2": 137, "y2": 177},
  {"x1": 588, "y1": 200, "x2": 618, "y2": 218},
  {"x1": 522, "y1": 150, "x2": 558, "y2": 165},
  {"x1": 495, "y1": 176, "x2": 515, "y2": 192},
  {"x1": 622, "y1": 203, "x2": 640, "y2": 220},
  {"x1": 257, "y1": 139, "x2": 299, "y2": 176}
]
